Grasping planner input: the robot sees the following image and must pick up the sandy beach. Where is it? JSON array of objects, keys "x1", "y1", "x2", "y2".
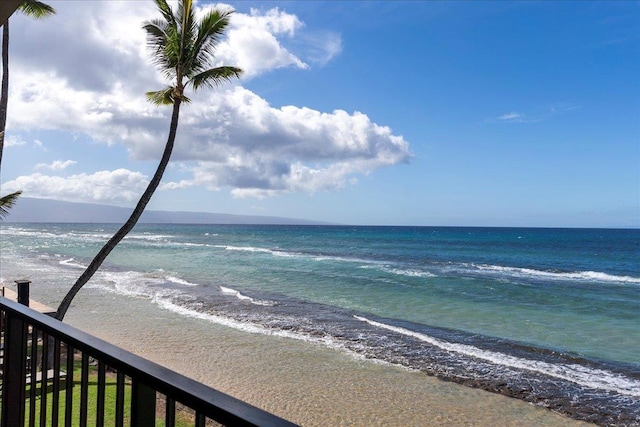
[{"x1": 58, "y1": 288, "x2": 592, "y2": 427}]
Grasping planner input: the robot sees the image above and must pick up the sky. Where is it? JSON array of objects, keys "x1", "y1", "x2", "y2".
[{"x1": 0, "y1": 1, "x2": 638, "y2": 227}]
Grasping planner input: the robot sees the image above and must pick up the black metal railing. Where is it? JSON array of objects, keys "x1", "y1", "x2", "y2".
[{"x1": 0, "y1": 297, "x2": 298, "y2": 427}]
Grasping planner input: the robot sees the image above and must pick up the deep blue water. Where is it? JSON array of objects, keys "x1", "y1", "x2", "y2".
[{"x1": 1, "y1": 224, "x2": 639, "y2": 425}]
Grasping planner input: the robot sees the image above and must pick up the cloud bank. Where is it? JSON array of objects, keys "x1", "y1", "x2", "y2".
[
  {"x1": 6, "y1": 170, "x2": 148, "y2": 204},
  {"x1": 3, "y1": 1, "x2": 410, "y2": 204}
]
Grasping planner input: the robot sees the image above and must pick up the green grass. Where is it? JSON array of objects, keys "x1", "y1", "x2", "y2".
[{"x1": 20, "y1": 358, "x2": 197, "y2": 426}]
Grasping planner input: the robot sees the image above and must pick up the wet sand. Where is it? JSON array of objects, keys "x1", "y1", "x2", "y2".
[{"x1": 59, "y1": 289, "x2": 592, "y2": 426}]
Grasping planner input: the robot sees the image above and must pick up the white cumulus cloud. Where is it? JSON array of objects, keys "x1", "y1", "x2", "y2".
[
  {"x1": 3, "y1": 169, "x2": 148, "y2": 204},
  {"x1": 35, "y1": 160, "x2": 77, "y2": 171},
  {"x1": 154, "y1": 86, "x2": 411, "y2": 197},
  {"x1": 217, "y1": 7, "x2": 309, "y2": 78}
]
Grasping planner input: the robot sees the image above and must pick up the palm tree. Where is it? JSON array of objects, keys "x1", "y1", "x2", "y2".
[
  {"x1": 0, "y1": 190, "x2": 20, "y2": 220},
  {"x1": 0, "y1": 0, "x2": 55, "y2": 172},
  {"x1": 55, "y1": 0, "x2": 242, "y2": 320}
]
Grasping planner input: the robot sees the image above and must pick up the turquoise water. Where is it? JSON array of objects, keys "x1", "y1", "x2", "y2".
[{"x1": 1, "y1": 224, "x2": 639, "y2": 424}]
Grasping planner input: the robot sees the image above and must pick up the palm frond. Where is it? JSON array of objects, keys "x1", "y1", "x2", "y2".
[
  {"x1": 177, "y1": 0, "x2": 196, "y2": 43},
  {"x1": 152, "y1": 0, "x2": 176, "y2": 29},
  {"x1": 176, "y1": 0, "x2": 197, "y2": 75},
  {"x1": 19, "y1": 0, "x2": 55, "y2": 18},
  {"x1": 143, "y1": 19, "x2": 178, "y2": 81},
  {"x1": 190, "y1": 9, "x2": 233, "y2": 75},
  {"x1": 143, "y1": 20, "x2": 168, "y2": 46},
  {"x1": 142, "y1": 20, "x2": 168, "y2": 60},
  {"x1": 0, "y1": 191, "x2": 22, "y2": 220},
  {"x1": 188, "y1": 66, "x2": 242, "y2": 90},
  {"x1": 146, "y1": 87, "x2": 176, "y2": 105}
]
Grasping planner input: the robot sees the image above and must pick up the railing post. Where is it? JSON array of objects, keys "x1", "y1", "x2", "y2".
[
  {"x1": 15, "y1": 279, "x2": 30, "y2": 306},
  {"x1": 131, "y1": 380, "x2": 156, "y2": 427},
  {"x1": 1, "y1": 311, "x2": 28, "y2": 427}
]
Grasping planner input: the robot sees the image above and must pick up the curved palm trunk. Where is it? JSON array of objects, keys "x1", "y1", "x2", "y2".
[
  {"x1": 0, "y1": 22, "x2": 10, "y2": 172},
  {"x1": 55, "y1": 99, "x2": 182, "y2": 320}
]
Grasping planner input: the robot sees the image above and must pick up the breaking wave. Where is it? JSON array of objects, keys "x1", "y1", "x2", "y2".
[
  {"x1": 219, "y1": 286, "x2": 276, "y2": 306},
  {"x1": 354, "y1": 315, "x2": 640, "y2": 397}
]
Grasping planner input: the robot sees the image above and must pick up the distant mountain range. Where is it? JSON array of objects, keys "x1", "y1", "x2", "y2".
[{"x1": 4, "y1": 197, "x2": 330, "y2": 225}]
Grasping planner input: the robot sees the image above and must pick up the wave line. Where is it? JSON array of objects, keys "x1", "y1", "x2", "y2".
[{"x1": 354, "y1": 315, "x2": 640, "y2": 396}]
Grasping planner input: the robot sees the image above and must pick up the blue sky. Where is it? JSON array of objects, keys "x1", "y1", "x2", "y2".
[{"x1": 1, "y1": 1, "x2": 638, "y2": 227}]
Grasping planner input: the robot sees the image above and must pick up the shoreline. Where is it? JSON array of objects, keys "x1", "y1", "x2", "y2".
[{"x1": 61, "y1": 289, "x2": 592, "y2": 426}]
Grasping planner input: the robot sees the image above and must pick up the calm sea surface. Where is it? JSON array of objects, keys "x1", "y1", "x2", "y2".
[{"x1": 1, "y1": 224, "x2": 639, "y2": 425}]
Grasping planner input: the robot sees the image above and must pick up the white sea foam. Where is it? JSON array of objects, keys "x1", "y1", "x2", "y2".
[
  {"x1": 382, "y1": 267, "x2": 437, "y2": 278},
  {"x1": 166, "y1": 276, "x2": 200, "y2": 287},
  {"x1": 471, "y1": 264, "x2": 640, "y2": 284},
  {"x1": 359, "y1": 265, "x2": 436, "y2": 279},
  {"x1": 137, "y1": 240, "x2": 210, "y2": 249},
  {"x1": 95, "y1": 269, "x2": 202, "y2": 295},
  {"x1": 215, "y1": 244, "x2": 309, "y2": 259},
  {"x1": 125, "y1": 233, "x2": 171, "y2": 242},
  {"x1": 178, "y1": 242, "x2": 208, "y2": 247},
  {"x1": 215, "y1": 244, "x2": 379, "y2": 265},
  {"x1": 2, "y1": 227, "x2": 115, "y2": 244},
  {"x1": 155, "y1": 298, "x2": 345, "y2": 348},
  {"x1": 215, "y1": 245, "x2": 274, "y2": 254},
  {"x1": 59, "y1": 258, "x2": 87, "y2": 269},
  {"x1": 71, "y1": 232, "x2": 115, "y2": 241},
  {"x1": 0, "y1": 228, "x2": 59, "y2": 239},
  {"x1": 99, "y1": 271, "x2": 168, "y2": 298},
  {"x1": 219, "y1": 286, "x2": 276, "y2": 306},
  {"x1": 354, "y1": 315, "x2": 640, "y2": 397}
]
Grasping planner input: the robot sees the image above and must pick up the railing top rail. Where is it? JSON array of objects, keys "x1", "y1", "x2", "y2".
[{"x1": 0, "y1": 297, "x2": 298, "y2": 427}]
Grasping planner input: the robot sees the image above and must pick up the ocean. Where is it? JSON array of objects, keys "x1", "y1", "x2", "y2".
[{"x1": 1, "y1": 224, "x2": 638, "y2": 425}]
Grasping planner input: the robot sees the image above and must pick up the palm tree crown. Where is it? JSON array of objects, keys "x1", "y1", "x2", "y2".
[
  {"x1": 143, "y1": 0, "x2": 241, "y2": 105},
  {"x1": 18, "y1": 0, "x2": 55, "y2": 18}
]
